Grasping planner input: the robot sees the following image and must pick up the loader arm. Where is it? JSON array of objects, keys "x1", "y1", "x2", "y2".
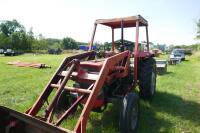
[
  {"x1": 0, "y1": 51, "x2": 130, "y2": 133},
  {"x1": 75, "y1": 51, "x2": 130, "y2": 132}
]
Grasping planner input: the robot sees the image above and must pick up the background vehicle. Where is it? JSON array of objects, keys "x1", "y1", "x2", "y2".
[
  {"x1": 48, "y1": 48, "x2": 62, "y2": 54},
  {"x1": 170, "y1": 49, "x2": 185, "y2": 61},
  {"x1": 4, "y1": 49, "x2": 23, "y2": 56},
  {"x1": 0, "y1": 49, "x2": 4, "y2": 54},
  {"x1": 4, "y1": 49, "x2": 16, "y2": 56}
]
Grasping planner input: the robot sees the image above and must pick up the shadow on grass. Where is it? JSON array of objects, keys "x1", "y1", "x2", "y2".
[
  {"x1": 139, "y1": 91, "x2": 200, "y2": 132},
  {"x1": 87, "y1": 91, "x2": 200, "y2": 133},
  {"x1": 152, "y1": 91, "x2": 200, "y2": 125},
  {"x1": 87, "y1": 103, "x2": 120, "y2": 133},
  {"x1": 158, "y1": 71, "x2": 174, "y2": 76},
  {"x1": 138, "y1": 96, "x2": 172, "y2": 133},
  {"x1": 183, "y1": 59, "x2": 189, "y2": 62}
]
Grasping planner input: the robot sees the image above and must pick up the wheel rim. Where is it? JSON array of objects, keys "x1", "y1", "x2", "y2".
[
  {"x1": 150, "y1": 70, "x2": 156, "y2": 95},
  {"x1": 130, "y1": 103, "x2": 138, "y2": 130}
]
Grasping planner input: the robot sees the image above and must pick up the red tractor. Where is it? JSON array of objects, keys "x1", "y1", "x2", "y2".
[{"x1": 0, "y1": 15, "x2": 156, "y2": 133}]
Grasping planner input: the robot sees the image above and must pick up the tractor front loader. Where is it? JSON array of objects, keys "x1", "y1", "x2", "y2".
[{"x1": 0, "y1": 15, "x2": 156, "y2": 133}]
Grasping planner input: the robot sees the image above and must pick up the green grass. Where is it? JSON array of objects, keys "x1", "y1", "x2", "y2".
[{"x1": 0, "y1": 52, "x2": 200, "y2": 133}]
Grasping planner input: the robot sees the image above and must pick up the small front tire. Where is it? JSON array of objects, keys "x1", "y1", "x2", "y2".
[{"x1": 119, "y1": 93, "x2": 139, "y2": 133}]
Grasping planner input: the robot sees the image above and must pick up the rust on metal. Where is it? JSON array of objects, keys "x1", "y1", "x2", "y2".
[{"x1": 95, "y1": 15, "x2": 148, "y2": 28}]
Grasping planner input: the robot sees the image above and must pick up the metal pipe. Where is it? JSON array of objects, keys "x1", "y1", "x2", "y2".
[
  {"x1": 146, "y1": 26, "x2": 150, "y2": 52},
  {"x1": 50, "y1": 84, "x2": 92, "y2": 94},
  {"x1": 121, "y1": 20, "x2": 124, "y2": 51},
  {"x1": 112, "y1": 28, "x2": 115, "y2": 51},
  {"x1": 56, "y1": 84, "x2": 94, "y2": 126},
  {"x1": 27, "y1": 52, "x2": 95, "y2": 116},
  {"x1": 134, "y1": 21, "x2": 139, "y2": 85},
  {"x1": 89, "y1": 23, "x2": 97, "y2": 51},
  {"x1": 55, "y1": 95, "x2": 85, "y2": 126},
  {"x1": 45, "y1": 60, "x2": 78, "y2": 119}
]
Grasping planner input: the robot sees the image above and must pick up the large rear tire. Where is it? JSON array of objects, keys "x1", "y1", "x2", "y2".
[
  {"x1": 138, "y1": 57, "x2": 156, "y2": 100},
  {"x1": 119, "y1": 93, "x2": 139, "y2": 133}
]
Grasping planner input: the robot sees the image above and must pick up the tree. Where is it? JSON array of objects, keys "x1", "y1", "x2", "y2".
[
  {"x1": 0, "y1": 20, "x2": 32, "y2": 51},
  {"x1": 10, "y1": 31, "x2": 32, "y2": 51},
  {"x1": 94, "y1": 41, "x2": 103, "y2": 51},
  {"x1": 26, "y1": 28, "x2": 35, "y2": 51},
  {"x1": 0, "y1": 33, "x2": 11, "y2": 49},
  {"x1": 29, "y1": 33, "x2": 47, "y2": 51},
  {"x1": 0, "y1": 20, "x2": 25, "y2": 36},
  {"x1": 62, "y1": 37, "x2": 78, "y2": 50},
  {"x1": 104, "y1": 42, "x2": 111, "y2": 51},
  {"x1": 48, "y1": 42, "x2": 62, "y2": 49},
  {"x1": 46, "y1": 38, "x2": 61, "y2": 45},
  {"x1": 77, "y1": 41, "x2": 88, "y2": 46},
  {"x1": 196, "y1": 19, "x2": 200, "y2": 39}
]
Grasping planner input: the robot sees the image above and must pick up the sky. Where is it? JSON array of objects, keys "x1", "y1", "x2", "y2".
[{"x1": 0, "y1": 0, "x2": 200, "y2": 45}]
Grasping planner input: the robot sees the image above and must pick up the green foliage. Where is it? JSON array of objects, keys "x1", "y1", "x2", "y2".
[
  {"x1": 0, "y1": 20, "x2": 32, "y2": 51},
  {"x1": 10, "y1": 31, "x2": 31, "y2": 51},
  {"x1": 0, "y1": 19, "x2": 25, "y2": 36},
  {"x1": 104, "y1": 42, "x2": 112, "y2": 51},
  {"x1": 0, "y1": 19, "x2": 85, "y2": 52},
  {"x1": 32, "y1": 38, "x2": 48, "y2": 51},
  {"x1": 197, "y1": 19, "x2": 200, "y2": 39},
  {"x1": 62, "y1": 37, "x2": 78, "y2": 50},
  {"x1": 77, "y1": 41, "x2": 88, "y2": 46},
  {"x1": 46, "y1": 38, "x2": 62, "y2": 50},
  {"x1": 46, "y1": 38, "x2": 61, "y2": 45},
  {"x1": 48, "y1": 42, "x2": 62, "y2": 49},
  {"x1": 176, "y1": 44, "x2": 200, "y2": 51},
  {"x1": 189, "y1": 43, "x2": 200, "y2": 51},
  {"x1": 0, "y1": 33, "x2": 11, "y2": 49}
]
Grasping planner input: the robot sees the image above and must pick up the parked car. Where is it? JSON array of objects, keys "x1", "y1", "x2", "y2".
[
  {"x1": 0, "y1": 49, "x2": 4, "y2": 54},
  {"x1": 170, "y1": 49, "x2": 185, "y2": 61},
  {"x1": 48, "y1": 48, "x2": 62, "y2": 54},
  {"x1": 4, "y1": 49, "x2": 23, "y2": 56},
  {"x1": 4, "y1": 49, "x2": 15, "y2": 56}
]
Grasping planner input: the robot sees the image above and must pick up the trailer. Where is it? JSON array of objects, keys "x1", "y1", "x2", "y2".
[{"x1": 156, "y1": 59, "x2": 167, "y2": 74}]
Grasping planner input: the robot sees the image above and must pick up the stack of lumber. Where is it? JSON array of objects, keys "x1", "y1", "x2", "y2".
[{"x1": 7, "y1": 61, "x2": 50, "y2": 68}]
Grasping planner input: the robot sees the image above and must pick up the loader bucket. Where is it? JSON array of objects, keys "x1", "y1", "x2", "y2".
[{"x1": 0, "y1": 106, "x2": 73, "y2": 133}]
